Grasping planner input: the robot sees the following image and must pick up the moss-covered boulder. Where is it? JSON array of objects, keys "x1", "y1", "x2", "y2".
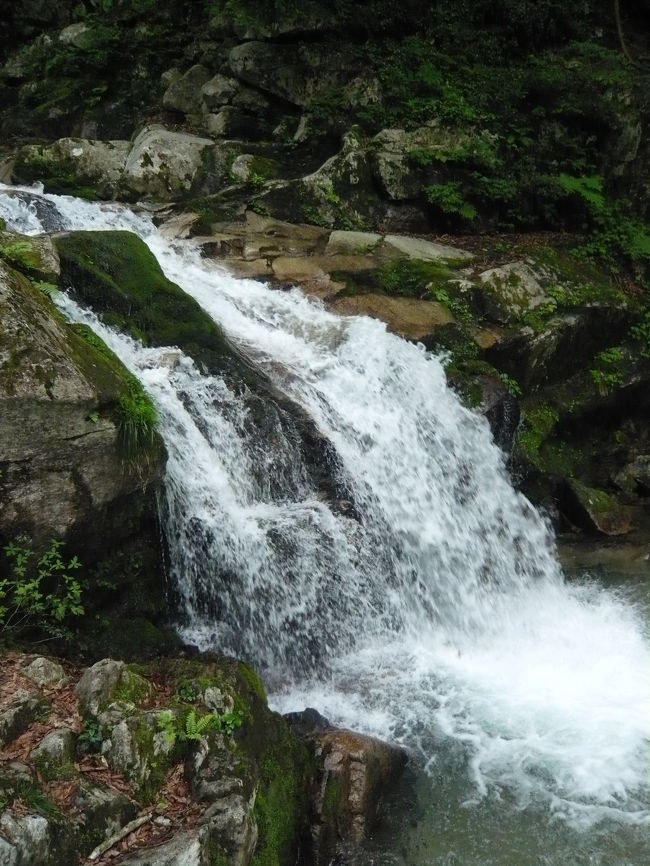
[
  {"x1": 55, "y1": 230, "x2": 238, "y2": 375},
  {"x1": 563, "y1": 480, "x2": 634, "y2": 536}
]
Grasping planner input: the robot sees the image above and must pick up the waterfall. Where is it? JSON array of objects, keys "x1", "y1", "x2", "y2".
[{"x1": 1, "y1": 185, "x2": 648, "y2": 844}]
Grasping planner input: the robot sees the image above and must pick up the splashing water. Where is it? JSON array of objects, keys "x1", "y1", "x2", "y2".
[{"x1": 1, "y1": 184, "x2": 648, "y2": 855}]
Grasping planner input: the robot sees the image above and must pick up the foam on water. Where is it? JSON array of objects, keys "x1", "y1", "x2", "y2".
[{"x1": 1, "y1": 183, "x2": 648, "y2": 837}]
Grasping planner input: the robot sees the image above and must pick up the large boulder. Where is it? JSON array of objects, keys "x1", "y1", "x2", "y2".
[
  {"x1": 305, "y1": 727, "x2": 407, "y2": 863},
  {"x1": 228, "y1": 41, "x2": 357, "y2": 108},
  {"x1": 12, "y1": 138, "x2": 130, "y2": 199}
]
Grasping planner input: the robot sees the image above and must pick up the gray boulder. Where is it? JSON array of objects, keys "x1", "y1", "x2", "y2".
[
  {"x1": 30, "y1": 728, "x2": 76, "y2": 776},
  {"x1": 162, "y1": 65, "x2": 211, "y2": 116},
  {"x1": 23, "y1": 657, "x2": 66, "y2": 689}
]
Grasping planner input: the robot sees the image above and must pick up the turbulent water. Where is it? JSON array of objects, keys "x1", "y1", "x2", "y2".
[{"x1": 1, "y1": 184, "x2": 649, "y2": 863}]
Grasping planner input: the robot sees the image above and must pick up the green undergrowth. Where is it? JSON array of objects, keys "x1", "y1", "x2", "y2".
[{"x1": 71, "y1": 324, "x2": 161, "y2": 462}]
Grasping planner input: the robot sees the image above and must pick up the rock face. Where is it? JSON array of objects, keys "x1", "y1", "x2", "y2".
[{"x1": 0, "y1": 245, "x2": 167, "y2": 658}]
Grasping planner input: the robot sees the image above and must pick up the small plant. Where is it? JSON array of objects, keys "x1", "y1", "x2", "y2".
[
  {"x1": 0, "y1": 539, "x2": 84, "y2": 641},
  {"x1": 32, "y1": 280, "x2": 60, "y2": 298},
  {"x1": 117, "y1": 375, "x2": 158, "y2": 460},
  {"x1": 498, "y1": 372, "x2": 522, "y2": 396},
  {"x1": 589, "y1": 347, "x2": 625, "y2": 395},
  {"x1": 176, "y1": 682, "x2": 198, "y2": 703},
  {"x1": 78, "y1": 717, "x2": 103, "y2": 753},
  {"x1": 157, "y1": 707, "x2": 244, "y2": 745}
]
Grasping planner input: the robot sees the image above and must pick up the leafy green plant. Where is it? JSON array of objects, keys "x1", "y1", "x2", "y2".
[
  {"x1": 630, "y1": 310, "x2": 650, "y2": 358},
  {"x1": 176, "y1": 682, "x2": 198, "y2": 703},
  {"x1": 32, "y1": 280, "x2": 60, "y2": 298},
  {"x1": 78, "y1": 717, "x2": 104, "y2": 753},
  {"x1": 0, "y1": 539, "x2": 84, "y2": 641},
  {"x1": 157, "y1": 707, "x2": 244, "y2": 745},
  {"x1": 589, "y1": 347, "x2": 625, "y2": 395}
]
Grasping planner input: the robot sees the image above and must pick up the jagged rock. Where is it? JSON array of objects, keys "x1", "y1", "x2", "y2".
[
  {"x1": 23, "y1": 658, "x2": 66, "y2": 689},
  {"x1": 371, "y1": 124, "x2": 479, "y2": 200},
  {"x1": 116, "y1": 827, "x2": 212, "y2": 866},
  {"x1": 306, "y1": 728, "x2": 407, "y2": 860},
  {"x1": 204, "y1": 107, "x2": 267, "y2": 140},
  {"x1": 58, "y1": 23, "x2": 90, "y2": 48},
  {"x1": 0, "y1": 690, "x2": 48, "y2": 748},
  {"x1": 563, "y1": 480, "x2": 634, "y2": 536},
  {"x1": 0, "y1": 762, "x2": 34, "y2": 801},
  {"x1": 186, "y1": 731, "x2": 253, "y2": 804},
  {"x1": 199, "y1": 793, "x2": 258, "y2": 866},
  {"x1": 162, "y1": 64, "x2": 211, "y2": 116},
  {"x1": 104, "y1": 711, "x2": 176, "y2": 798},
  {"x1": 30, "y1": 728, "x2": 76, "y2": 775}
]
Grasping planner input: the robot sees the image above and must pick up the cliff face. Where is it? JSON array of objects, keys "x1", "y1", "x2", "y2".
[{"x1": 0, "y1": 240, "x2": 169, "y2": 659}]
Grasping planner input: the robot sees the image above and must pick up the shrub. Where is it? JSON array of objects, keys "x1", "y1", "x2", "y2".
[{"x1": 0, "y1": 539, "x2": 84, "y2": 642}]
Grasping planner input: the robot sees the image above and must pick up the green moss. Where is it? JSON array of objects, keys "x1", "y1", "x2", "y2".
[
  {"x1": 237, "y1": 662, "x2": 267, "y2": 702},
  {"x1": 251, "y1": 735, "x2": 309, "y2": 866},
  {"x1": 55, "y1": 231, "x2": 239, "y2": 377},
  {"x1": 113, "y1": 669, "x2": 152, "y2": 707}
]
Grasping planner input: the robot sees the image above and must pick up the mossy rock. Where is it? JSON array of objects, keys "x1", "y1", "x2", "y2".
[{"x1": 55, "y1": 230, "x2": 244, "y2": 378}]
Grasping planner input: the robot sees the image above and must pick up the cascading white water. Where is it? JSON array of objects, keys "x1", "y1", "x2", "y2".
[{"x1": 1, "y1": 184, "x2": 648, "y2": 852}]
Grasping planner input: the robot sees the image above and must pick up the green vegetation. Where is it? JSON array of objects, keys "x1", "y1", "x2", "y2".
[
  {"x1": 0, "y1": 539, "x2": 84, "y2": 642},
  {"x1": 157, "y1": 707, "x2": 244, "y2": 744},
  {"x1": 589, "y1": 346, "x2": 625, "y2": 395},
  {"x1": 55, "y1": 231, "x2": 238, "y2": 376}
]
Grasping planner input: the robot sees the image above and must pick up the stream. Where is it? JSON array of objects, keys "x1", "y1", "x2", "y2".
[{"x1": 1, "y1": 184, "x2": 648, "y2": 865}]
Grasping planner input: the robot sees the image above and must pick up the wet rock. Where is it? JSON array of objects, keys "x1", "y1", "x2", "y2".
[
  {"x1": 284, "y1": 707, "x2": 332, "y2": 738},
  {"x1": 563, "y1": 480, "x2": 634, "y2": 536},
  {"x1": 0, "y1": 690, "x2": 48, "y2": 748},
  {"x1": 23, "y1": 657, "x2": 66, "y2": 689},
  {"x1": 0, "y1": 230, "x2": 60, "y2": 283},
  {"x1": 306, "y1": 728, "x2": 407, "y2": 859},
  {"x1": 331, "y1": 294, "x2": 454, "y2": 341}
]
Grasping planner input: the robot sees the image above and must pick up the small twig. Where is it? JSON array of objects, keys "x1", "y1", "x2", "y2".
[{"x1": 88, "y1": 813, "x2": 153, "y2": 861}]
